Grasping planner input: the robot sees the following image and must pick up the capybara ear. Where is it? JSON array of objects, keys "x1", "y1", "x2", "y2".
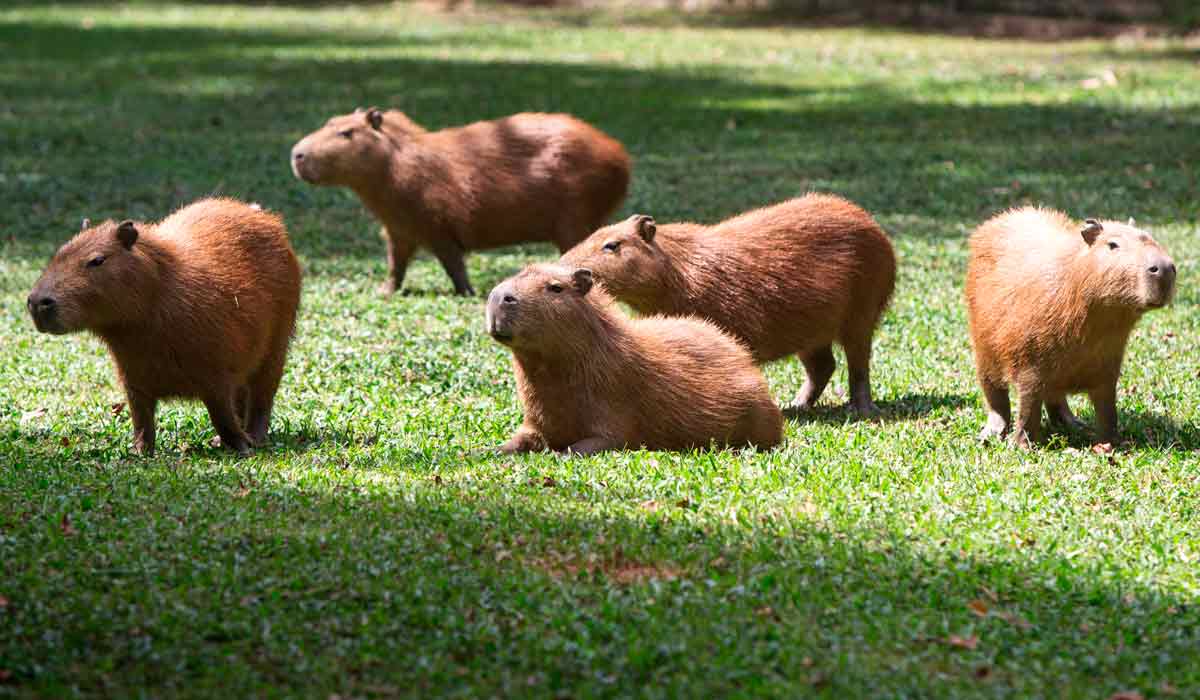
[
  {"x1": 116, "y1": 220, "x2": 139, "y2": 250},
  {"x1": 1080, "y1": 219, "x2": 1103, "y2": 246},
  {"x1": 80, "y1": 218, "x2": 90, "y2": 231},
  {"x1": 365, "y1": 108, "x2": 383, "y2": 131},
  {"x1": 1127, "y1": 217, "x2": 1136, "y2": 226},
  {"x1": 573, "y1": 268, "x2": 594, "y2": 295},
  {"x1": 632, "y1": 215, "x2": 656, "y2": 243}
]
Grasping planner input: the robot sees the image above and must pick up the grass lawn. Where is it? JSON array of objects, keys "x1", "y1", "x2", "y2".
[{"x1": 2, "y1": 3, "x2": 1199, "y2": 697}]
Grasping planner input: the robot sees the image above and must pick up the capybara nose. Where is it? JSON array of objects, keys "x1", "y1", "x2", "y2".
[
  {"x1": 29, "y1": 295, "x2": 56, "y2": 317},
  {"x1": 1148, "y1": 259, "x2": 1176, "y2": 280},
  {"x1": 502, "y1": 294, "x2": 517, "y2": 305},
  {"x1": 292, "y1": 151, "x2": 305, "y2": 162}
]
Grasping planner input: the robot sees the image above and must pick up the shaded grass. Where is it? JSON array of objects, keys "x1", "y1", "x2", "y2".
[{"x1": 1, "y1": 3, "x2": 1199, "y2": 698}]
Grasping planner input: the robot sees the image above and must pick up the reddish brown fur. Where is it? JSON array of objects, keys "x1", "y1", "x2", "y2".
[
  {"x1": 27, "y1": 198, "x2": 302, "y2": 456},
  {"x1": 291, "y1": 108, "x2": 631, "y2": 296},
  {"x1": 965, "y1": 207, "x2": 1176, "y2": 447},
  {"x1": 485, "y1": 263, "x2": 783, "y2": 455},
  {"x1": 561, "y1": 193, "x2": 896, "y2": 415}
]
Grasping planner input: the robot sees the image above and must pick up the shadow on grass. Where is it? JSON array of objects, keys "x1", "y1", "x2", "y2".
[
  {"x1": 2, "y1": 14, "x2": 1198, "y2": 271},
  {"x1": 1, "y1": 456, "x2": 1196, "y2": 696},
  {"x1": 786, "y1": 392, "x2": 971, "y2": 425}
]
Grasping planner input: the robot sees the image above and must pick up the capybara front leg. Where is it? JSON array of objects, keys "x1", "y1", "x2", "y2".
[
  {"x1": 1089, "y1": 381, "x2": 1120, "y2": 445},
  {"x1": 379, "y1": 227, "x2": 417, "y2": 296},
  {"x1": 499, "y1": 425, "x2": 546, "y2": 454},
  {"x1": 430, "y1": 238, "x2": 474, "y2": 297},
  {"x1": 565, "y1": 436, "x2": 619, "y2": 457},
  {"x1": 977, "y1": 378, "x2": 1010, "y2": 442},
  {"x1": 127, "y1": 390, "x2": 158, "y2": 457},
  {"x1": 784, "y1": 345, "x2": 835, "y2": 417},
  {"x1": 203, "y1": 393, "x2": 252, "y2": 457},
  {"x1": 1010, "y1": 382, "x2": 1042, "y2": 449}
]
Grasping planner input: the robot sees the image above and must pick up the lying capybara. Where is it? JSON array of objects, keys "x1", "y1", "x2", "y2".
[
  {"x1": 291, "y1": 108, "x2": 630, "y2": 296},
  {"x1": 965, "y1": 207, "x2": 1176, "y2": 447},
  {"x1": 485, "y1": 263, "x2": 783, "y2": 455},
  {"x1": 27, "y1": 198, "x2": 302, "y2": 456},
  {"x1": 561, "y1": 194, "x2": 896, "y2": 415}
]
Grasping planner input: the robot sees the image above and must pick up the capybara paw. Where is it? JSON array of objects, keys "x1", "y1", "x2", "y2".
[
  {"x1": 454, "y1": 286, "x2": 477, "y2": 298},
  {"x1": 376, "y1": 280, "x2": 398, "y2": 296},
  {"x1": 132, "y1": 441, "x2": 155, "y2": 457},
  {"x1": 977, "y1": 416, "x2": 1008, "y2": 442},
  {"x1": 850, "y1": 400, "x2": 880, "y2": 418}
]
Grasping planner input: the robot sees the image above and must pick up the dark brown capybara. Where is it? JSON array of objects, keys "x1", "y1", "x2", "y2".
[
  {"x1": 965, "y1": 207, "x2": 1176, "y2": 447},
  {"x1": 561, "y1": 193, "x2": 896, "y2": 416},
  {"x1": 27, "y1": 198, "x2": 302, "y2": 456},
  {"x1": 485, "y1": 263, "x2": 783, "y2": 455},
  {"x1": 290, "y1": 108, "x2": 631, "y2": 297}
]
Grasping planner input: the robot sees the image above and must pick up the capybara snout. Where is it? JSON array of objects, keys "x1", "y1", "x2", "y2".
[{"x1": 484, "y1": 281, "x2": 519, "y2": 342}]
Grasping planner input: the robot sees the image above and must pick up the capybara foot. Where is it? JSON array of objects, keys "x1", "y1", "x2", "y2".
[
  {"x1": 1008, "y1": 429, "x2": 1036, "y2": 450},
  {"x1": 977, "y1": 413, "x2": 1009, "y2": 442},
  {"x1": 132, "y1": 440, "x2": 155, "y2": 457},
  {"x1": 377, "y1": 279, "x2": 398, "y2": 296},
  {"x1": 212, "y1": 435, "x2": 252, "y2": 457},
  {"x1": 453, "y1": 284, "x2": 476, "y2": 298},
  {"x1": 1047, "y1": 402, "x2": 1087, "y2": 431},
  {"x1": 849, "y1": 399, "x2": 879, "y2": 418}
]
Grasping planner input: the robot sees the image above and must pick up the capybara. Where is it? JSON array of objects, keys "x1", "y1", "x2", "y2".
[
  {"x1": 27, "y1": 198, "x2": 302, "y2": 456},
  {"x1": 485, "y1": 263, "x2": 783, "y2": 455},
  {"x1": 965, "y1": 207, "x2": 1176, "y2": 447},
  {"x1": 290, "y1": 108, "x2": 631, "y2": 296},
  {"x1": 561, "y1": 194, "x2": 896, "y2": 416}
]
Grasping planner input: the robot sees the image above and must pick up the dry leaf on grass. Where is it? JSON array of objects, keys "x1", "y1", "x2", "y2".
[
  {"x1": 968, "y1": 599, "x2": 989, "y2": 617},
  {"x1": 946, "y1": 634, "x2": 978, "y2": 650}
]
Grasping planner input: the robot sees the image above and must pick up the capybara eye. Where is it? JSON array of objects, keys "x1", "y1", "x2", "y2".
[
  {"x1": 1108, "y1": 241, "x2": 1120, "y2": 250},
  {"x1": 602, "y1": 240, "x2": 620, "y2": 253},
  {"x1": 86, "y1": 255, "x2": 106, "y2": 268},
  {"x1": 337, "y1": 129, "x2": 353, "y2": 139},
  {"x1": 547, "y1": 282, "x2": 564, "y2": 294}
]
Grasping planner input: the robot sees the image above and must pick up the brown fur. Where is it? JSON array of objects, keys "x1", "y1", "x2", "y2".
[
  {"x1": 561, "y1": 193, "x2": 896, "y2": 415},
  {"x1": 291, "y1": 108, "x2": 631, "y2": 296},
  {"x1": 27, "y1": 198, "x2": 302, "y2": 456},
  {"x1": 965, "y1": 207, "x2": 1176, "y2": 447},
  {"x1": 485, "y1": 263, "x2": 783, "y2": 455}
]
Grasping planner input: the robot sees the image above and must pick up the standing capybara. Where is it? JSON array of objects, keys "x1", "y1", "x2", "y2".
[
  {"x1": 27, "y1": 198, "x2": 302, "y2": 456},
  {"x1": 485, "y1": 263, "x2": 783, "y2": 455},
  {"x1": 561, "y1": 194, "x2": 896, "y2": 416},
  {"x1": 290, "y1": 108, "x2": 631, "y2": 297},
  {"x1": 965, "y1": 207, "x2": 1176, "y2": 447}
]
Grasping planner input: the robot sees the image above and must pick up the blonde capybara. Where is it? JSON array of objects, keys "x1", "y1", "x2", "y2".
[
  {"x1": 965, "y1": 207, "x2": 1176, "y2": 447},
  {"x1": 485, "y1": 263, "x2": 783, "y2": 455},
  {"x1": 561, "y1": 194, "x2": 896, "y2": 415},
  {"x1": 27, "y1": 198, "x2": 302, "y2": 456},
  {"x1": 291, "y1": 108, "x2": 631, "y2": 296}
]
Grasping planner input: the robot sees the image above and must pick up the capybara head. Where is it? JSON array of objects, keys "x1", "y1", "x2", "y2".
[
  {"x1": 561, "y1": 214, "x2": 666, "y2": 304},
  {"x1": 290, "y1": 108, "x2": 397, "y2": 187},
  {"x1": 486, "y1": 264, "x2": 598, "y2": 352},
  {"x1": 1080, "y1": 218, "x2": 1176, "y2": 310},
  {"x1": 28, "y1": 219, "x2": 156, "y2": 335}
]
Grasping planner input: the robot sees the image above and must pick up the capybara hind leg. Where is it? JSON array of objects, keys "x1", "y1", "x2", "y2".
[
  {"x1": 430, "y1": 238, "x2": 474, "y2": 296},
  {"x1": 234, "y1": 385, "x2": 251, "y2": 430},
  {"x1": 379, "y1": 227, "x2": 417, "y2": 296},
  {"x1": 978, "y1": 378, "x2": 1010, "y2": 442},
  {"x1": 203, "y1": 392, "x2": 252, "y2": 457},
  {"x1": 566, "y1": 436, "x2": 619, "y2": 456},
  {"x1": 1088, "y1": 381, "x2": 1120, "y2": 445},
  {"x1": 784, "y1": 345, "x2": 835, "y2": 416},
  {"x1": 1010, "y1": 382, "x2": 1043, "y2": 449},
  {"x1": 842, "y1": 335, "x2": 878, "y2": 417},
  {"x1": 127, "y1": 390, "x2": 158, "y2": 457},
  {"x1": 499, "y1": 425, "x2": 547, "y2": 454},
  {"x1": 1045, "y1": 394, "x2": 1086, "y2": 431},
  {"x1": 246, "y1": 346, "x2": 288, "y2": 446}
]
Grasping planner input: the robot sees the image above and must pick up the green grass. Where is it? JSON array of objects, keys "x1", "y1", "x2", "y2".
[{"x1": 2, "y1": 3, "x2": 1200, "y2": 697}]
